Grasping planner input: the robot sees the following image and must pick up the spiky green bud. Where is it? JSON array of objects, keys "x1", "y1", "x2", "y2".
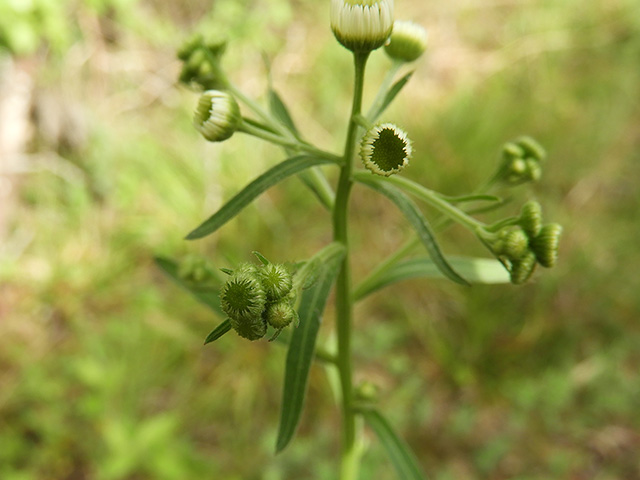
[
  {"x1": 264, "y1": 299, "x2": 297, "y2": 330},
  {"x1": 259, "y1": 263, "x2": 293, "y2": 302},
  {"x1": 220, "y1": 273, "x2": 266, "y2": 323}
]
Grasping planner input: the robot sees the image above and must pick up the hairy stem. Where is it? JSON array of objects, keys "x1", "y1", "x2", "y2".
[{"x1": 333, "y1": 51, "x2": 369, "y2": 480}]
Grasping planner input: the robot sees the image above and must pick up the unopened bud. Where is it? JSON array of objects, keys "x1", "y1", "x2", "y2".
[
  {"x1": 193, "y1": 90, "x2": 241, "y2": 142},
  {"x1": 331, "y1": 0, "x2": 394, "y2": 53},
  {"x1": 384, "y1": 20, "x2": 428, "y2": 62}
]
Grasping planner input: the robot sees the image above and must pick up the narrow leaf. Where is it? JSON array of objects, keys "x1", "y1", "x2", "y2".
[
  {"x1": 354, "y1": 175, "x2": 469, "y2": 286},
  {"x1": 372, "y1": 71, "x2": 414, "y2": 119},
  {"x1": 354, "y1": 256, "x2": 510, "y2": 301},
  {"x1": 362, "y1": 409, "x2": 428, "y2": 480},
  {"x1": 440, "y1": 194, "x2": 501, "y2": 204},
  {"x1": 253, "y1": 251, "x2": 270, "y2": 265},
  {"x1": 269, "y1": 89, "x2": 300, "y2": 137},
  {"x1": 204, "y1": 319, "x2": 232, "y2": 344},
  {"x1": 275, "y1": 245, "x2": 346, "y2": 453},
  {"x1": 154, "y1": 256, "x2": 223, "y2": 315},
  {"x1": 186, "y1": 155, "x2": 335, "y2": 240}
]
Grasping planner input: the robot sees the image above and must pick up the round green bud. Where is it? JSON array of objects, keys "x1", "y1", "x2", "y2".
[
  {"x1": 384, "y1": 20, "x2": 428, "y2": 63},
  {"x1": 516, "y1": 136, "x2": 546, "y2": 161},
  {"x1": 502, "y1": 142, "x2": 525, "y2": 160},
  {"x1": 525, "y1": 158, "x2": 542, "y2": 182},
  {"x1": 331, "y1": 0, "x2": 394, "y2": 53},
  {"x1": 193, "y1": 90, "x2": 241, "y2": 142},
  {"x1": 234, "y1": 262, "x2": 259, "y2": 276},
  {"x1": 503, "y1": 228, "x2": 529, "y2": 260},
  {"x1": 519, "y1": 201, "x2": 543, "y2": 237},
  {"x1": 509, "y1": 251, "x2": 537, "y2": 285},
  {"x1": 360, "y1": 123, "x2": 412, "y2": 176},
  {"x1": 220, "y1": 272, "x2": 266, "y2": 323},
  {"x1": 259, "y1": 263, "x2": 293, "y2": 302},
  {"x1": 531, "y1": 223, "x2": 562, "y2": 268},
  {"x1": 264, "y1": 299, "x2": 296, "y2": 330},
  {"x1": 229, "y1": 315, "x2": 267, "y2": 341}
]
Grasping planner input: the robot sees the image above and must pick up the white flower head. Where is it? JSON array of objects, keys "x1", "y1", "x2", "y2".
[
  {"x1": 360, "y1": 123, "x2": 412, "y2": 176},
  {"x1": 384, "y1": 20, "x2": 428, "y2": 62},
  {"x1": 193, "y1": 90, "x2": 241, "y2": 142},
  {"x1": 331, "y1": 0, "x2": 394, "y2": 53}
]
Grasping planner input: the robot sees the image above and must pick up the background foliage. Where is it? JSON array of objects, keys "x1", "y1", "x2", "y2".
[{"x1": 1, "y1": 0, "x2": 639, "y2": 479}]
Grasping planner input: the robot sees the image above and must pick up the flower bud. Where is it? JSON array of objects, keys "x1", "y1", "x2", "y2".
[
  {"x1": 193, "y1": 90, "x2": 241, "y2": 142},
  {"x1": 264, "y1": 299, "x2": 297, "y2": 330},
  {"x1": 509, "y1": 251, "x2": 537, "y2": 285},
  {"x1": 495, "y1": 137, "x2": 544, "y2": 186},
  {"x1": 360, "y1": 123, "x2": 412, "y2": 176},
  {"x1": 384, "y1": 20, "x2": 428, "y2": 63},
  {"x1": 331, "y1": 0, "x2": 394, "y2": 53},
  {"x1": 530, "y1": 223, "x2": 562, "y2": 268},
  {"x1": 220, "y1": 272, "x2": 266, "y2": 325},
  {"x1": 503, "y1": 228, "x2": 529, "y2": 260},
  {"x1": 259, "y1": 263, "x2": 293, "y2": 302},
  {"x1": 519, "y1": 201, "x2": 543, "y2": 237},
  {"x1": 516, "y1": 136, "x2": 546, "y2": 161}
]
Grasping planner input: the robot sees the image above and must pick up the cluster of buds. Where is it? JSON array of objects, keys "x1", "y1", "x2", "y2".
[
  {"x1": 494, "y1": 136, "x2": 546, "y2": 186},
  {"x1": 177, "y1": 34, "x2": 229, "y2": 91},
  {"x1": 481, "y1": 201, "x2": 562, "y2": 284},
  {"x1": 220, "y1": 259, "x2": 297, "y2": 341}
]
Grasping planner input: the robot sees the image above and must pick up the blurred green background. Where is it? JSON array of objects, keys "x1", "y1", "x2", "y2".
[{"x1": 1, "y1": 0, "x2": 639, "y2": 479}]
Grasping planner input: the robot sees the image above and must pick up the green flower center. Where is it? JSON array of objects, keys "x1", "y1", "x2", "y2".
[{"x1": 371, "y1": 128, "x2": 408, "y2": 172}]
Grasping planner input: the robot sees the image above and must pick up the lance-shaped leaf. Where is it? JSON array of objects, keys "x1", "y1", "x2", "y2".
[
  {"x1": 362, "y1": 409, "x2": 428, "y2": 480},
  {"x1": 204, "y1": 319, "x2": 232, "y2": 344},
  {"x1": 275, "y1": 243, "x2": 346, "y2": 453},
  {"x1": 186, "y1": 155, "x2": 336, "y2": 240},
  {"x1": 269, "y1": 88, "x2": 301, "y2": 138},
  {"x1": 370, "y1": 71, "x2": 414, "y2": 120},
  {"x1": 154, "y1": 256, "x2": 223, "y2": 315},
  {"x1": 354, "y1": 256, "x2": 510, "y2": 301},
  {"x1": 354, "y1": 174, "x2": 469, "y2": 286}
]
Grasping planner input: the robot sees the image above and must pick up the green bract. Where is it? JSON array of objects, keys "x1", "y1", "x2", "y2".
[{"x1": 331, "y1": 0, "x2": 394, "y2": 52}]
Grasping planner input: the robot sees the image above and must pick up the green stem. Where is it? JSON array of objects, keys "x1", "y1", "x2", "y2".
[
  {"x1": 383, "y1": 175, "x2": 486, "y2": 231},
  {"x1": 238, "y1": 123, "x2": 341, "y2": 163},
  {"x1": 334, "y1": 51, "x2": 369, "y2": 480}
]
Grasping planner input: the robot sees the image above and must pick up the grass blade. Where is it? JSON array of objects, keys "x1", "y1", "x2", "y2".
[
  {"x1": 154, "y1": 256, "x2": 223, "y2": 315},
  {"x1": 186, "y1": 155, "x2": 335, "y2": 240},
  {"x1": 354, "y1": 175, "x2": 469, "y2": 286},
  {"x1": 275, "y1": 244, "x2": 345, "y2": 453},
  {"x1": 203, "y1": 319, "x2": 232, "y2": 344},
  {"x1": 354, "y1": 256, "x2": 510, "y2": 301},
  {"x1": 362, "y1": 409, "x2": 428, "y2": 480}
]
